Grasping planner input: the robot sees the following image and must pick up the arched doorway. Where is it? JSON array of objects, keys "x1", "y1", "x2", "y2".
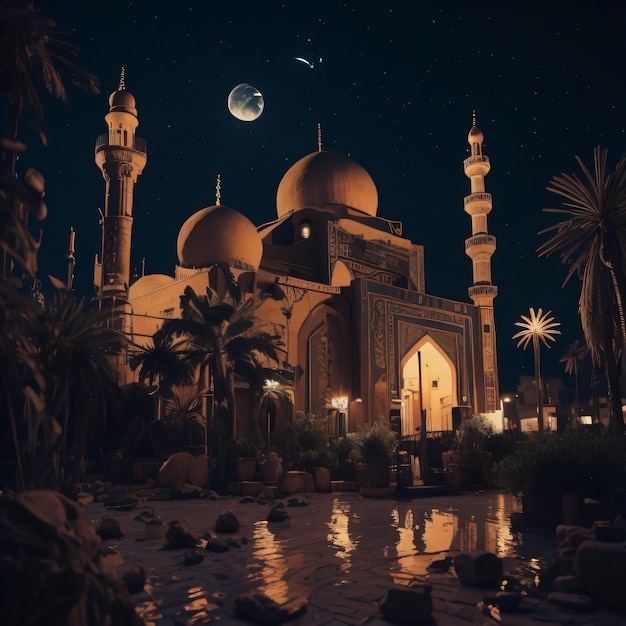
[{"x1": 400, "y1": 337, "x2": 457, "y2": 435}]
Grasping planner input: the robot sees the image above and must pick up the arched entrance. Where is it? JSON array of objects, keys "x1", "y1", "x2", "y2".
[{"x1": 400, "y1": 337, "x2": 457, "y2": 436}]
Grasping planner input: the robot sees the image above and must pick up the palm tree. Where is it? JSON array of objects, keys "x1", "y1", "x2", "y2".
[
  {"x1": 513, "y1": 307, "x2": 561, "y2": 431},
  {"x1": 0, "y1": 1, "x2": 99, "y2": 281},
  {"x1": 162, "y1": 384, "x2": 212, "y2": 453},
  {"x1": 0, "y1": 281, "x2": 45, "y2": 491},
  {"x1": 32, "y1": 292, "x2": 123, "y2": 489},
  {"x1": 0, "y1": 289, "x2": 122, "y2": 491},
  {"x1": 128, "y1": 327, "x2": 193, "y2": 421},
  {"x1": 0, "y1": 1, "x2": 99, "y2": 143},
  {"x1": 560, "y1": 340, "x2": 587, "y2": 423},
  {"x1": 537, "y1": 147, "x2": 626, "y2": 434},
  {"x1": 162, "y1": 282, "x2": 285, "y2": 461}
]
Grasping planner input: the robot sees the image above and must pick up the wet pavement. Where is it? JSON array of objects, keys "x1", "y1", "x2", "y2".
[{"x1": 85, "y1": 489, "x2": 626, "y2": 625}]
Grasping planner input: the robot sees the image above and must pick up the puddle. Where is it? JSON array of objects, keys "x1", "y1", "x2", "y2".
[{"x1": 115, "y1": 491, "x2": 561, "y2": 624}]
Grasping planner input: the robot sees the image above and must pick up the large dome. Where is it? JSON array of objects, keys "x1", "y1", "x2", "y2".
[
  {"x1": 177, "y1": 204, "x2": 263, "y2": 270},
  {"x1": 276, "y1": 150, "x2": 378, "y2": 218}
]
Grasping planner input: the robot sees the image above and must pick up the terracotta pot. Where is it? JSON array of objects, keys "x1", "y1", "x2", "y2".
[
  {"x1": 260, "y1": 458, "x2": 282, "y2": 482},
  {"x1": 237, "y1": 457, "x2": 257, "y2": 482},
  {"x1": 355, "y1": 462, "x2": 369, "y2": 487},
  {"x1": 278, "y1": 470, "x2": 314, "y2": 494},
  {"x1": 366, "y1": 454, "x2": 391, "y2": 488},
  {"x1": 312, "y1": 466, "x2": 331, "y2": 492}
]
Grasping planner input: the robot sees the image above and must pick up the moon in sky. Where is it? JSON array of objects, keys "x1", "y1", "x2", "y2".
[{"x1": 227, "y1": 83, "x2": 264, "y2": 121}]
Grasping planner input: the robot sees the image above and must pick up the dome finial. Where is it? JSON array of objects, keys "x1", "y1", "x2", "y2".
[
  {"x1": 216, "y1": 174, "x2": 221, "y2": 206},
  {"x1": 317, "y1": 122, "x2": 322, "y2": 152},
  {"x1": 472, "y1": 109, "x2": 477, "y2": 128},
  {"x1": 118, "y1": 66, "x2": 126, "y2": 91}
]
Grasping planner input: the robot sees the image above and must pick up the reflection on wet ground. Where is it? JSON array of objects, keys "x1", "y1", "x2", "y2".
[{"x1": 88, "y1": 490, "x2": 620, "y2": 625}]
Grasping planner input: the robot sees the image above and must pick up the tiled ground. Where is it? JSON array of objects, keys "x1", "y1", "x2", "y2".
[{"x1": 86, "y1": 490, "x2": 626, "y2": 625}]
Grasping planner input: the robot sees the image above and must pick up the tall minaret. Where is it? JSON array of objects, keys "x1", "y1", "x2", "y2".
[
  {"x1": 94, "y1": 68, "x2": 147, "y2": 329},
  {"x1": 463, "y1": 114, "x2": 499, "y2": 412}
]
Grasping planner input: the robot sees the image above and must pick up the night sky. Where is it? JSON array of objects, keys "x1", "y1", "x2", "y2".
[{"x1": 13, "y1": 1, "x2": 626, "y2": 392}]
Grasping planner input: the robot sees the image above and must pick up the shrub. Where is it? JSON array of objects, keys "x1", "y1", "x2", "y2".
[
  {"x1": 493, "y1": 425, "x2": 626, "y2": 512},
  {"x1": 285, "y1": 411, "x2": 329, "y2": 472},
  {"x1": 348, "y1": 420, "x2": 398, "y2": 462},
  {"x1": 232, "y1": 433, "x2": 262, "y2": 459},
  {"x1": 456, "y1": 414, "x2": 494, "y2": 451}
]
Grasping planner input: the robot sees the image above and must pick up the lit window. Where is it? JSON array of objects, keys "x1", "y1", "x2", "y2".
[{"x1": 299, "y1": 221, "x2": 311, "y2": 239}]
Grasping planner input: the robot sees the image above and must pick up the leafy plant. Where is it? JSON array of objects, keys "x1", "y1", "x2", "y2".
[
  {"x1": 328, "y1": 436, "x2": 355, "y2": 480},
  {"x1": 455, "y1": 414, "x2": 494, "y2": 451},
  {"x1": 285, "y1": 411, "x2": 328, "y2": 472},
  {"x1": 233, "y1": 433, "x2": 263, "y2": 459},
  {"x1": 493, "y1": 425, "x2": 626, "y2": 512},
  {"x1": 348, "y1": 419, "x2": 398, "y2": 462}
]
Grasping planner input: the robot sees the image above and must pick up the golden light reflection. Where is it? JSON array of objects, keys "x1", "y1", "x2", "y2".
[
  {"x1": 134, "y1": 600, "x2": 163, "y2": 626},
  {"x1": 250, "y1": 520, "x2": 290, "y2": 603},
  {"x1": 326, "y1": 497, "x2": 358, "y2": 572},
  {"x1": 488, "y1": 491, "x2": 523, "y2": 555},
  {"x1": 392, "y1": 507, "x2": 416, "y2": 557},
  {"x1": 388, "y1": 506, "x2": 457, "y2": 583},
  {"x1": 388, "y1": 498, "x2": 521, "y2": 580},
  {"x1": 422, "y1": 509, "x2": 457, "y2": 553}
]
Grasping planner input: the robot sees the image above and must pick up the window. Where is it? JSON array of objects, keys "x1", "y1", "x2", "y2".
[{"x1": 299, "y1": 221, "x2": 311, "y2": 239}]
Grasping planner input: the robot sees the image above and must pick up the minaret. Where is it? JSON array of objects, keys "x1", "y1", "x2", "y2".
[
  {"x1": 94, "y1": 68, "x2": 147, "y2": 329},
  {"x1": 463, "y1": 114, "x2": 499, "y2": 412}
]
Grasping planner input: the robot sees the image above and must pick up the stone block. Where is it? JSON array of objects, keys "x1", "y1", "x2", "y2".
[
  {"x1": 240, "y1": 481, "x2": 264, "y2": 497},
  {"x1": 453, "y1": 550, "x2": 503, "y2": 587},
  {"x1": 574, "y1": 539, "x2": 626, "y2": 611},
  {"x1": 379, "y1": 586, "x2": 432, "y2": 623}
]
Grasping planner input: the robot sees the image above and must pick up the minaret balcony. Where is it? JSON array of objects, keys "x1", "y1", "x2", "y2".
[
  {"x1": 463, "y1": 155, "x2": 491, "y2": 177},
  {"x1": 465, "y1": 234, "x2": 496, "y2": 256},
  {"x1": 95, "y1": 133, "x2": 147, "y2": 157},
  {"x1": 468, "y1": 284, "x2": 498, "y2": 301},
  {"x1": 95, "y1": 134, "x2": 147, "y2": 178},
  {"x1": 464, "y1": 192, "x2": 492, "y2": 215}
]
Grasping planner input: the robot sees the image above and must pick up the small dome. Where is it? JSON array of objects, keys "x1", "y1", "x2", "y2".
[
  {"x1": 108, "y1": 89, "x2": 137, "y2": 116},
  {"x1": 129, "y1": 274, "x2": 175, "y2": 299},
  {"x1": 177, "y1": 204, "x2": 263, "y2": 270},
  {"x1": 276, "y1": 150, "x2": 378, "y2": 218},
  {"x1": 468, "y1": 125, "x2": 484, "y2": 145}
]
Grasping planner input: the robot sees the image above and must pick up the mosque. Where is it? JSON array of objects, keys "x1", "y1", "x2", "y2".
[{"x1": 93, "y1": 75, "x2": 500, "y2": 449}]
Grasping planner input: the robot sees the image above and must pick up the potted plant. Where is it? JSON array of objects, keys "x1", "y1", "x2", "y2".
[
  {"x1": 493, "y1": 424, "x2": 626, "y2": 526},
  {"x1": 310, "y1": 441, "x2": 338, "y2": 492},
  {"x1": 279, "y1": 411, "x2": 327, "y2": 493},
  {"x1": 329, "y1": 436, "x2": 356, "y2": 484},
  {"x1": 259, "y1": 450, "x2": 283, "y2": 483},
  {"x1": 232, "y1": 434, "x2": 262, "y2": 482},
  {"x1": 442, "y1": 414, "x2": 494, "y2": 488},
  {"x1": 348, "y1": 420, "x2": 398, "y2": 489}
]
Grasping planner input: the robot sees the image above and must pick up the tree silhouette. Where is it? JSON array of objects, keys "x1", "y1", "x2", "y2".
[
  {"x1": 560, "y1": 339, "x2": 587, "y2": 423},
  {"x1": 513, "y1": 307, "x2": 561, "y2": 431},
  {"x1": 538, "y1": 147, "x2": 626, "y2": 433}
]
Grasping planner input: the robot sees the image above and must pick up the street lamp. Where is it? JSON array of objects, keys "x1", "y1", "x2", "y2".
[{"x1": 500, "y1": 396, "x2": 511, "y2": 431}]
